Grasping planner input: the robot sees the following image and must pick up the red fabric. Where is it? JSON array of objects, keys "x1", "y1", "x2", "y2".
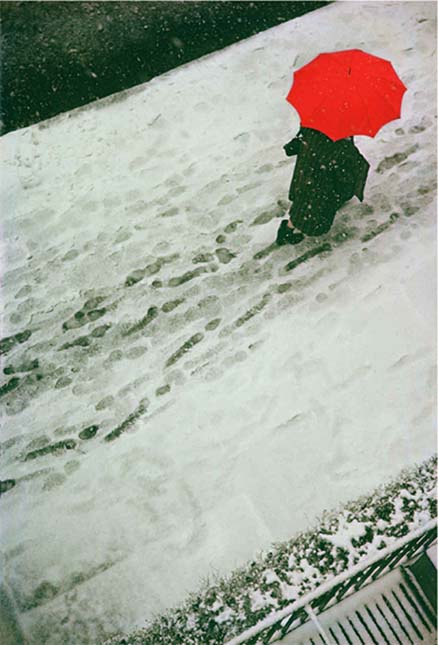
[{"x1": 286, "y1": 49, "x2": 407, "y2": 141}]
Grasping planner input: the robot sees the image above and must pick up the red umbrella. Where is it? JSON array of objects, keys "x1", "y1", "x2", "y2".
[{"x1": 286, "y1": 49, "x2": 407, "y2": 141}]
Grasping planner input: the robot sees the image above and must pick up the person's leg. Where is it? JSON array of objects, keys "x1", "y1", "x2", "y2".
[
  {"x1": 281, "y1": 206, "x2": 306, "y2": 243},
  {"x1": 276, "y1": 214, "x2": 305, "y2": 245}
]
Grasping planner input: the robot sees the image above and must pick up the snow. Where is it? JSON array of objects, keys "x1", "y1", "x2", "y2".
[
  {"x1": 185, "y1": 613, "x2": 197, "y2": 630},
  {"x1": 0, "y1": 1, "x2": 436, "y2": 643},
  {"x1": 264, "y1": 569, "x2": 281, "y2": 585},
  {"x1": 279, "y1": 580, "x2": 300, "y2": 602},
  {"x1": 427, "y1": 543, "x2": 437, "y2": 568},
  {"x1": 216, "y1": 608, "x2": 236, "y2": 625},
  {"x1": 249, "y1": 589, "x2": 270, "y2": 612},
  {"x1": 324, "y1": 518, "x2": 367, "y2": 549}
]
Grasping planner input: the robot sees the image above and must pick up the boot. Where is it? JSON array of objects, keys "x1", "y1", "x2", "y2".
[{"x1": 276, "y1": 220, "x2": 305, "y2": 246}]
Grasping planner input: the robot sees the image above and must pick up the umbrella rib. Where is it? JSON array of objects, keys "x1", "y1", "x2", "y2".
[
  {"x1": 364, "y1": 71, "x2": 405, "y2": 86},
  {"x1": 362, "y1": 75, "x2": 406, "y2": 109},
  {"x1": 292, "y1": 74, "x2": 336, "y2": 100},
  {"x1": 353, "y1": 84, "x2": 374, "y2": 135},
  {"x1": 323, "y1": 53, "x2": 350, "y2": 72},
  {"x1": 307, "y1": 90, "x2": 336, "y2": 132},
  {"x1": 366, "y1": 82, "x2": 403, "y2": 115}
]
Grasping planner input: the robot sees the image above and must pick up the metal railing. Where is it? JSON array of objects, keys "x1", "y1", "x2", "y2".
[{"x1": 225, "y1": 518, "x2": 437, "y2": 645}]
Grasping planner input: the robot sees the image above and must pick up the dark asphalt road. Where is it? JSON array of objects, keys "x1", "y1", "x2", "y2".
[{"x1": 0, "y1": 1, "x2": 330, "y2": 135}]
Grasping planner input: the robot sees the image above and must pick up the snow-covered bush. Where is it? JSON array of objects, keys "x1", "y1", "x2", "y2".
[{"x1": 104, "y1": 455, "x2": 436, "y2": 644}]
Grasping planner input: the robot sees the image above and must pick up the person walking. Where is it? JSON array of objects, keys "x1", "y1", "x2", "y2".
[
  {"x1": 276, "y1": 126, "x2": 370, "y2": 245},
  {"x1": 278, "y1": 49, "x2": 407, "y2": 245}
]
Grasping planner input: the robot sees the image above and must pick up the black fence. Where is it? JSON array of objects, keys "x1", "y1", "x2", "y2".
[{"x1": 226, "y1": 520, "x2": 437, "y2": 645}]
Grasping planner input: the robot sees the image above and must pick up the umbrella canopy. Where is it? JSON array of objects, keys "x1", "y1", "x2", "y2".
[{"x1": 286, "y1": 49, "x2": 407, "y2": 141}]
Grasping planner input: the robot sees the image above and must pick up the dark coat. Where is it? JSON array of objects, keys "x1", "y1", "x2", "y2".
[{"x1": 284, "y1": 127, "x2": 370, "y2": 236}]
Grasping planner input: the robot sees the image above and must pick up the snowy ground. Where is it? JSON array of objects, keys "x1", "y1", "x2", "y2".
[{"x1": 0, "y1": 1, "x2": 436, "y2": 643}]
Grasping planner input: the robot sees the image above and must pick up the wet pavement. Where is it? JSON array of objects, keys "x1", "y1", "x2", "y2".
[{"x1": 0, "y1": 1, "x2": 328, "y2": 134}]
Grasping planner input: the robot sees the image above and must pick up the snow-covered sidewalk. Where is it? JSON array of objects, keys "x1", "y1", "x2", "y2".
[{"x1": 0, "y1": 1, "x2": 436, "y2": 643}]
